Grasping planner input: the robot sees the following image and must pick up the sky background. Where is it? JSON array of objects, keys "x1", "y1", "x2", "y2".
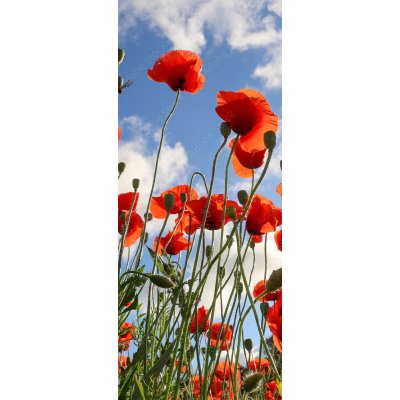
[{"x1": 118, "y1": 0, "x2": 282, "y2": 360}]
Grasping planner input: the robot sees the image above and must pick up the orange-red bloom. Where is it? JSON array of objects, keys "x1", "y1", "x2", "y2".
[
  {"x1": 245, "y1": 195, "x2": 282, "y2": 236},
  {"x1": 276, "y1": 183, "x2": 282, "y2": 197},
  {"x1": 118, "y1": 193, "x2": 144, "y2": 247},
  {"x1": 153, "y1": 231, "x2": 191, "y2": 256},
  {"x1": 150, "y1": 185, "x2": 198, "y2": 219},
  {"x1": 214, "y1": 360, "x2": 239, "y2": 381},
  {"x1": 189, "y1": 305, "x2": 210, "y2": 334},
  {"x1": 248, "y1": 358, "x2": 270, "y2": 373},
  {"x1": 118, "y1": 355, "x2": 127, "y2": 374},
  {"x1": 274, "y1": 229, "x2": 282, "y2": 251},
  {"x1": 118, "y1": 322, "x2": 135, "y2": 351},
  {"x1": 208, "y1": 322, "x2": 233, "y2": 350},
  {"x1": 265, "y1": 380, "x2": 281, "y2": 400},
  {"x1": 253, "y1": 280, "x2": 281, "y2": 302},
  {"x1": 229, "y1": 138, "x2": 267, "y2": 178},
  {"x1": 148, "y1": 50, "x2": 205, "y2": 94},
  {"x1": 267, "y1": 290, "x2": 282, "y2": 352},
  {"x1": 178, "y1": 194, "x2": 242, "y2": 234},
  {"x1": 216, "y1": 89, "x2": 278, "y2": 152}
]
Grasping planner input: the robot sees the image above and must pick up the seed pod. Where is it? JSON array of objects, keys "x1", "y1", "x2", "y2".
[
  {"x1": 144, "y1": 212, "x2": 153, "y2": 221},
  {"x1": 118, "y1": 162, "x2": 126, "y2": 175},
  {"x1": 226, "y1": 206, "x2": 237, "y2": 221},
  {"x1": 237, "y1": 190, "x2": 249, "y2": 206},
  {"x1": 263, "y1": 131, "x2": 276, "y2": 151},
  {"x1": 244, "y1": 338, "x2": 253, "y2": 352},
  {"x1": 132, "y1": 178, "x2": 140, "y2": 190},
  {"x1": 220, "y1": 122, "x2": 231, "y2": 138},
  {"x1": 163, "y1": 193, "x2": 175, "y2": 212},
  {"x1": 149, "y1": 274, "x2": 175, "y2": 289},
  {"x1": 243, "y1": 372, "x2": 264, "y2": 393}
]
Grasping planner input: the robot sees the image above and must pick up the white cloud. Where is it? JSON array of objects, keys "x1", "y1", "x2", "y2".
[
  {"x1": 119, "y1": 0, "x2": 282, "y2": 88},
  {"x1": 119, "y1": 115, "x2": 189, "y2": 235}
]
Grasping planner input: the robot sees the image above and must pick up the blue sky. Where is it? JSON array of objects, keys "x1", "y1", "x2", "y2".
[{"x1": 118, "y1": 0, "x2": 282, "y2": 355}]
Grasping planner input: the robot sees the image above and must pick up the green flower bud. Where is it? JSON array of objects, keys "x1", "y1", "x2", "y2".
[
  {"x1": 249, "y1": 241, "x2": 255, "y2": 249},
  {"x1": 218, "y1": 266, "x2": 225, "y2": 278},
  {"x1": 237, "y1": 190, "x2": 249, "y2": 206},
  {"x1": 144, "y1": 212, "x2": 153, "y2": 221},
  {"x1": 118, "y1": 162, "x2": 126, "y2": 175},
  {"x1": 226, "y1": 206, "x2": 237, "y2": 221},
  {"x1": 118, "y1": 75, "x2": 124, "y2": 90},
  {"x1": 267, "y1": 268, "x2": 282, "y2": 293},
  {"x1": 132, "y1": 178, "x2": 140, "y2": 190},
  {"x1": 206, "y1": 245, "x2": 213, "y2": 259},
  {"x1": 180, "y1": 192, "x2": 187, "y2": 204},
  {"x1": 118, "y1": 48, "x2": 125, "y2": 65},
  {"x1": 163, "y1": 193, "x2": 175, "y2": 212},
  {"x1": 263, "y1": 131, "x2": 276, "y2": 151},
  {"x1": 220, "y1": 122, "x2": 231, "y2": 138},
  {"x1": 244, "y1": 338, "x2": 253, "y2": 352},
  {"x1": 149, "y1": 274, "x2": 175, "y2": 289},
  {"x1": 243, "y1": 372, "x2": 264, "y2": 393},
  {"x1": 236, "y1": 281, "x2": 244, "y2": 294},
  {"x1": 260, "y1": 302, "x2": 269, "y2": 315}
]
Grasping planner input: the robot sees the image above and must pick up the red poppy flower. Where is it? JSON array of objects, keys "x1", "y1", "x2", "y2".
[
  {"x1": 276, "y1": 183, "x2": 282, "y2": 197},
  {"x1": 118, "y1": 193, "x2": 144, "y2": 247},
  {"x1": 150, "y1": 185, "x2": 198, "y2": 219},
  {"x1": 229, "y1": 138, "x2": 267, "y2": 178},
  {"x1": 248, "y1": 358, "x2": 270, "y2": 373},
  {"x1": 265, "y1": 380, "x2": 281, "y2": 400},
  {"x1": 208, "y1": 322, "x2": 233, "y2": 350},
  {"x1": 216, "y1": 89, "x2": 278, "y2": 152},
  {"x1": 274, "y1": 229, "x2": 282, "y2": 251},
  {"x1": 118, "y1": 322, "x2": 135, "y2": 351},
  {"x1": 118, "y1": 355, "x2": 127, "y2": 374},
  {"x1": 211, "y1": 370, "x2": 241, "y2": 400},
  {"x1": 253, "y1": 280, "x2": 281, "y2": 302},
  {"x1": 118, "y1": 127, "x2": 122, "y2": 143},
  {"x1": 251, "y1": 235, "x2": 263, "y2": 244},
  {"x1": 214, "y1": 360, "x2": 239, "y2": 381},
  {"x1": 153, "y1": 231, "x2": 191, "y2": 256},
  {"x1": 245, "y1": 195, "x2": 282, "y2": 236},
  {"x1": 267, "y1": 291, "x2": 282, "y2": 352},
  {"x1": 148, "y1": 50, "x2": 205, "y2": 94},
  {"x1": 178, "y1": 195, "x2": 242, "y2": 234},
  {"x1": 189, "y1": 305, "x2": 210, "y2": 334}
]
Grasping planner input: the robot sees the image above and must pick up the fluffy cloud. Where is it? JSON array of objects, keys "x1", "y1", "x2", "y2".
[
  {"x1": 119, "y1": 0, "x2": 282, "y2": 89},
  {"x1": 119, "y1": 115, "x2": 189, "y2": 235}
]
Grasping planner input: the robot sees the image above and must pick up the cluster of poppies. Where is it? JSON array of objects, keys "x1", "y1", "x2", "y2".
[{"x1": 118, "y1": 48, "x2": 282, "y2": 399}]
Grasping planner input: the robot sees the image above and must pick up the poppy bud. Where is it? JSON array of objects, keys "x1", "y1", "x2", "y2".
[
  {"x1": 220, "y1": 122, "x2": 231, "y2": 138},
  {"x1": 263, "y1": 131, "x2": 276, "y2": 151},
  {"x1": 244, "y1": 338, "x2": 253, "y2": 352},
  {"x1": 143, "y1": 232, "x2": 149, "y2": 244},
  {"x1": 243, "y1": 372, "x2": 264, "y2": 393},
  {"x1": 132, "y1": 178, "x2": 140, "y2": 190},
  {"x1": 118, "y1": 48, "x2": 125, "y2": 65},
  {"x1": 260, "y1": 302, "x2": 269, "y2": 315},
  {"x1": 267, "y1": 268, "x2": 282, "y2": 293},
  {"x1": 118, "y1": 162, "x2": 126, "y2": 175},
  {"x1": 236, "y1": 282, "x2": 244, "y2": 294},
  {"x1": 180, "y1": 192, "x2": 187, "y2": 204},
  {"x1": 206, "y1": 245, "x2": 213, "y2": 259},
  {"x1": 149, "y1": 274, "x2": 175, "y2": 289},
  {"x1": 249, "y1": 241, "x2": 255, "y2": 249},
  {"x1": 164, "y1": 193, "x2": 175, "y2": 212},
  {"x1": 226, "y1": 206, "x2": 237, "y2": 221},
  {"x1": 144, "y1": 212, "x2": 153, "y2": 221},
  {"x1": 118, "y1": 75, "x2": 124, "y2": 90},
  {"x1": 237, "y1": 190, "x2": 249, "y2": 206},
  {"x1": 219, "y1": 266, "x2": 225, "y2": 278}
]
